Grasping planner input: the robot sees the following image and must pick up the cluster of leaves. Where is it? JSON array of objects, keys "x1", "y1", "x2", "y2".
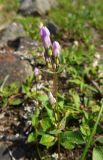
[{"x1": 27, "y1": 43, "x2": 103, "y2": 159}]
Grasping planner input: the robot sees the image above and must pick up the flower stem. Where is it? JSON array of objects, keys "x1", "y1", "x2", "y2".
[
  {"x1": 35, "y1": 128, "x2": 42, "y2": 160},
  {"x1": 58, "y1": 134, "x2": 61, "y2": 160},
  {"x1": 36, "y1": 145, "x2": 42, "y2": 160},
  {"x1": 53, "y1": 69, "x2": 61, "y2": 160},
  {"x1": 80, "y1": 99, "x2": 103, "y2": 160}
]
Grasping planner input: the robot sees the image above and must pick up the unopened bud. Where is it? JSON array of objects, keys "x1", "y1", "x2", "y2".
[
  {"x1": 39, "y1": 22, "x2": 43, "y2": 29},
  {"x1": 53, "y1": 63, "x2": 57, "y2": 69},
  {"x1": 34, "y1": 67, "x2": 39, "y2": 76},
  {"x1": 74, "y1": 41, "x2": 79, "y2": 47},
  {"x1": 95, "y1": 53, "x2": 100, "y2": 59},
  {"x1": 48, "y1": 49, "x2": 52, "y2": 57},
  {"x1": 47, "y1": 62, "x2": 52, "y2": 69},
  {"x1": 40, "y1": 26, "x2": 51, "y2": 49},
  {"x1": 52, "y1": 41, "x2": 60, "y2": 57},
  {"x1": 48, "y1": 92, "x2": 56, "y2": 105},
  {"x1": 56, "y1": 58, "x2": 59, "y2": 65}
]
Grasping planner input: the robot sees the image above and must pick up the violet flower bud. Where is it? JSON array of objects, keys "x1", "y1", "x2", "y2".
[
  {"x1": 34, "y1": 67, "x2": 39, "y2": 76},
  {"x1": 40, "y1": 26, "x2": 50, "y2": 37},
  {"x1": 52, "y1": 41, "x2": 60, "y2": 57},
  {"x1": 40, "y1": 26, "x2": 51, "y2": 49},
  {"x1": 42, "y1": 35, "x2": 51, "y2": 49}
]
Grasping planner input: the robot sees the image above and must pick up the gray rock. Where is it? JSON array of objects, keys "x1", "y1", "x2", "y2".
[
  {"x1": 17, "y1": 37, "x2": 38, "y2": 51},
  {"x1": 0, "y1": 54, "x2": 33, "y2": 85},
  {"x1": 0, "y1": 22, "x2": 26, "y2": 47},
  {"x1": 8, "y1": 37, "x2": 38, "y2": 56},
  {"x1": 12, "y1": 37, "x2": 39, "y2": 64},
  {"x1": 0, "y1": 144, "x2": 10, "y2": 160},
  {"x1": 47, "y1": 21, "x2": 59, "y2": 35},
  {"x1": 19, "y1": 0, "x2": 57, "y2": 16}
]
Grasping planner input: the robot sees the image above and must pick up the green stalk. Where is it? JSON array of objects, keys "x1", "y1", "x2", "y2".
[
  {"x1": 58, "y1": 134, "x2": 61, "y2": 160},
  {"x1": 80, "y1": 100, "x2": 103, "y2": 160},
  {"x1": 35, "y1": 128, "x2": 42, "y2": 160},
  {"x1": 53, "y1": 69, "x2": 61, "y2": 160},
  {"x1": 36, "y1": 145, "x2": 42, "y2": 160},
  {"x1": 55, "y1": 73, "x2": 61, "y2": 160}
]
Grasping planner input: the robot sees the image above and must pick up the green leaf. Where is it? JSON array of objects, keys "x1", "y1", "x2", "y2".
[
  {"x1": 32, "y1": 108, "x2": 40, "y2": 127},
  {"x1": 58, "y1": 100, "x2": 64, "y2": 109},
  {"x1": 26, "y1": 74, "x2": 34, "y2": 86},
  {"x1": 68, "y1": 79, "x2": 83, "y2": 86},
  {"x1": 9, "y1": 98, "x2": 22, "y2": 106},
  {"x1": 80, "y1": 123, "x2": 91, "y2": 137},
  {"x1": 40, "y1": 134, "x2": 56, "y2": 148},
  {"x1": 1, "y1": 82, "x2": 19, "y2": 97},
  {"x1": 40, "y1": 117, "x2": 51, "y2": 132},
  {"x1": 87, "y1": 85, "x2": 98, "y2": 93},
  {"x1": 22, "y1": 84, "x2": 33, "y2": 98},
  {"x1": 44, "y1": 105, "x2": 55, "y2": 124},
  {"x1": 28, "y1": 132, "x2": 37, "y2": 142},
  {"x1": 49, "y1": 129, "x2": 61, "y2": 135},
  {"x1": 22, "y1": 85, "x2": 30, "y2": 94},
  {"x1": 96, "y1": 136, "x2": 103, "y2": 144},
  {"x1": 68, "y1": 79, "x2": 86, "y2": 91},
  {"x1": 93, "y1": 146, "x2": 103, "y2": 160},
  {"x1": 58, "y1": 117, "x2": 67, "y2": 131},
  {"x1": 61, "y1": 140, "x2": 75, "y2": 150},
  {"x1": 37, "y1": 94, "x2": 48, "y2": 106},
  {"x1": 69, "y1": 89, "x2": 80, "y2": 109},
  {"x1": 60, "y1": 131, "x2": 84, "y2": 150},
  {"x1": 59, "y1": 51, "x2": 66, "y2": 64}
]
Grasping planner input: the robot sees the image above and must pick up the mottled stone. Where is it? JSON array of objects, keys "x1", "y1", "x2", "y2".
[
  {"x1": 8, "y1": 37, "x2": 38, "y2": 60},
  {"x1": 16, "y1": 37, "x2": 38, "y2": 51},
  {"x1": 0, "y1": 54, "x2": 33, "y2": 85},
  {"x1": 47, "y1": 21, "x2": 59, "y2": 35},
  {"x1": 10, "y1": 37, "x2": 40, "y2": 66},
  {"x1": 19, "y1": 0, "x2": 57, "y2": 16},
  {"x1": 0, "y1": 22, "x2": 26, "y2": 47},
  {"x1": 0, "y1": 144, "x2": 10, "y2": 160}
]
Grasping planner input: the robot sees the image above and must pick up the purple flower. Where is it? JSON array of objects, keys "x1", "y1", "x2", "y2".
[
  {"x1": 52, "y1": 41, "x2": 60, "y2": 57},
  {"x1": 40, "y1": 26, "x2": 50, "y2": 38},
  {"x1": 42, "y1": 35, "x2": 51, "y2": 49},
  {"x1": 40, "y1": 26, "x2": 51, "y2": 49},
  {"x1": 34, "y1": 67, "x2": 39, "y2": 76}
]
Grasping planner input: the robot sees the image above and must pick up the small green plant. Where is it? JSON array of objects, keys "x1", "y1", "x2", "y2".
[
  {"x1": 26, "y1": 24, "x2": 103, "y2": 160},
  {"x1": 28, "y1": 25, "x2": 63, "y2": 159},
  {"x1": 0, "y1": 77, "x2": 21, "y2": 107},
  {"x1": 27, "y1": 25, "x2": 80, "y2": 159}
]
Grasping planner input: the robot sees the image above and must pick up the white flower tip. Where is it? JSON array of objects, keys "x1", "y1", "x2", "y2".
[
  {"x1": 39, "y1": 22, "x2": 43, "y2": 29},
  {"x1": 48, "y1": 92, "x2": 56, "y2": 105}
]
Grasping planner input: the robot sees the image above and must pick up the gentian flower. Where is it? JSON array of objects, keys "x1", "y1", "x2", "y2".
[
  {"x1": 40, "y1": 26, "x2": 51, "y2": 49},
  {"x1": 52, "y1": 41, "x2": 60, "y2": 57},
  {"x1": 34, "y1": 67, "x2": 39, "y2": 76},
  {"x1": 40, "y1": 26, "x2": 50, "y2": 37}
]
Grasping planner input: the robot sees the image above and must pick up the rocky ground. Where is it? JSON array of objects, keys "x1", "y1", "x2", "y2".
[{"x1": 0, "y1": 1, "x2": 58, "y2": 159}]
